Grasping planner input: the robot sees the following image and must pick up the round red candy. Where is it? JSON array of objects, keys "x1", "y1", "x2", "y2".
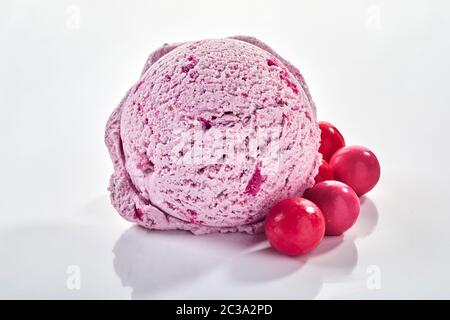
[
  {"x1": 265, "y1": 198, "x2": 325, "y2": 256},
  {"x1": 304, "y1": 181, "x2": 360, "y2": 236},
  {"x1": 330, "y1": 145, "x2": 380, "y2": 196},
  {"x1": 318, "y1": 121, "x2": 346, "y2": 162},
  {"x1": 315, "y1": 159, "x2": 334, "y2": 184}
]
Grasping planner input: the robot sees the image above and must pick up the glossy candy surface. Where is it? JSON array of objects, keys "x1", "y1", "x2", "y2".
[
  {"x1": 314, "y1": 159, "x2": 334, "y2": 184},
  {"x1": 304, "y1": 181, "x2": 360, "y2": 236},
  {"x1": 265, "y1": 198, "x2": 325, "y2": 256},
  {"x1": 330, "y1": 145, "x2": 380, "y2": 196},
  {"x1": 318, "y1": 121, "x2": 345, "y2": 162}
]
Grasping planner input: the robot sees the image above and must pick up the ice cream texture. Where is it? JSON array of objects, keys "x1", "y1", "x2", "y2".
[{"x1": 105, "y1": 36, "x2": 321, "y2": 235}]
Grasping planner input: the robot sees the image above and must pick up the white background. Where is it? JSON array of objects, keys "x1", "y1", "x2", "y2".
[{"x1": 1, "y1": 0, "x2": 449, "y2": 299}]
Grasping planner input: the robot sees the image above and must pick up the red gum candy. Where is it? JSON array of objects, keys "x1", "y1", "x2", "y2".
[
  {"x1": 314, "y1": 159, "x2": 334, "y2": 184},
  {"x1": 304, "y1": 181, "x2": 360, "y2": 236},
  {"x1": 330, "y1": 145, "x2": 380, "y2": 197},
  {"x1": 318, "y1": 121, "x2": 346, "y2": 162},
  {"x1": 265, "y1": 198, "x2": 325, "y2": 256}
]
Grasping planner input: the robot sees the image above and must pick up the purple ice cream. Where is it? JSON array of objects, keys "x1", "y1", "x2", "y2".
[{"x1": 105, "y1": 36, "x2": 321, "y2": 235}]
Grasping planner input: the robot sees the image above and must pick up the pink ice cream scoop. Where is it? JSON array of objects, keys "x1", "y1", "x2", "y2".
[{"x1": 105, "y1": 36, "x2": 321, "y2": 235}]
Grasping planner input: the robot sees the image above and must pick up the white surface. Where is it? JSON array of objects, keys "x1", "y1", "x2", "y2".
[{"x1": 1, "y1": 0, "x2": 449, "y2": 299}]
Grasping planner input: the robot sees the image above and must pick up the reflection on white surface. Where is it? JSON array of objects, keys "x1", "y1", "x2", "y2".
[
  {"x1": 4, "y1": 191, "x2": 450, "y2": 299},
  {"x1": 111, "y1": 197, "x2": 378, "y2": 299},
  {"x1": 226, "y1": 238, "x2": 357, "y2": 299},
  {"x1": 113, "y1": 229, "x2": 266, "y2": 299},
  {"x1": 0, "y1": 195, "x2": 378, "y2": 299},
  {"x1": 351, "y1": 197, "x2": 379, "y2": 238},
  {"x1": 0, "y1": 222, "x2": 127, "y2": 299}
]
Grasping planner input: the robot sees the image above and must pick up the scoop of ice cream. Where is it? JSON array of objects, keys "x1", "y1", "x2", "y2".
[{"x1": 105, "y1": 36, "x2": 321, "y2": 234}]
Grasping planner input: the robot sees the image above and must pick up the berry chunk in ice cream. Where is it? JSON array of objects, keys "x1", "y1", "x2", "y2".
[{"x1": 105, "y1": 36, "x2": 321, "y2": 234}]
